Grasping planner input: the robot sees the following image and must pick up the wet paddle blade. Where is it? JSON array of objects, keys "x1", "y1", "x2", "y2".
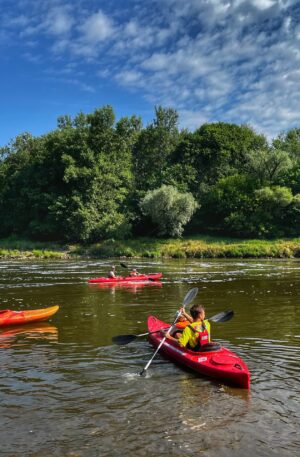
[
  {"x1": 209, "y1": 310, "x2": 234, "y2": 323},
  {"x1": 183, "y1": 287, "x2": 198, "y2": 307}
]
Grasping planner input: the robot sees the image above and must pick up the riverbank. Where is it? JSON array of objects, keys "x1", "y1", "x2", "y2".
[{"x1": 1, "y1": 235, "x2": 300, "y2": 259}]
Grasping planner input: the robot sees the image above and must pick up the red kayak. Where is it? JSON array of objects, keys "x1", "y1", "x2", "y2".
[
  {"x1": 88, "y1": 273, "x2": 162, "y2": 283},
  {"x1": 148, "y1": 316, "x2": 250, "y2": 389},
  {"x1": 92, "y1": 281, "x2": 163, "y2": 290}
]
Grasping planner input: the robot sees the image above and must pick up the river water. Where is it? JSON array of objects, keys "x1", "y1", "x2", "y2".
[{"x1": 0, "y1": 259, "x2": 299, "y2": 456}]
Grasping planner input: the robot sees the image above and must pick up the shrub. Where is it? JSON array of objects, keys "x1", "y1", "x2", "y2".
[{"x1": 140, "y1": 185, "x2": 198, "y2": 237}]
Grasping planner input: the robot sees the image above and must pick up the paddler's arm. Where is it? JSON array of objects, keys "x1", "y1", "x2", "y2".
[
  {"x1": 179, "y1": 307, "x2": 193, "y2": 323},
  {"x1": 166, "y1": 327, "x2": 190, "y2": 347},
  {"x1": 165, "y1": 333, "x2": 179, "y2": 344}
]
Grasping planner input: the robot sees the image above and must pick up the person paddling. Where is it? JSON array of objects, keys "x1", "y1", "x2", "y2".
[
  {"x1": 108, "y1": 265, "x2": 117, "y2": 278},
  {"x1": 129, "y1": 268, "x2": 139, "y2": 277},
  {"x1": 166, "y1": 304, "x2": 211, "y2": 351}
]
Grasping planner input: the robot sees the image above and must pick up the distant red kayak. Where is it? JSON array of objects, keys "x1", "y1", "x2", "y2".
[
  {"x1": 0, "y1": 306, "x2": 59, "y2": 327},
  {"x1": 88, "y1": 273, "x2": 162, "y2": 283},
  {"x1": 92, "y1": 281, "x2": 163, "y2": 290},
  {"x1": 148, "y1": 316, "x2": 250, "y2": 389}
]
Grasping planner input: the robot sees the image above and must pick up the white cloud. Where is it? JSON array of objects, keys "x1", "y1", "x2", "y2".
[
  {"x1": 6, "y1": 15, "x2": 30, "y2": 27},
  {"x1": 46, "y1": 7, "x2": 74, "y2": 35},
  {"x1": 249, "y1": 0, "x2": 277, "y2": 9},
  {"x1": 79, "y1": 10, "x2": 115, "y2": 44},
  {"x1": 117, "y1": 70, "x2": 143, "y2": 85},
  {"x1": 2, "y1": 0, "x2": 300, "y2": 138},
  {"x1": 180, "y1": 109, "x2": 209, "y2": 129}
]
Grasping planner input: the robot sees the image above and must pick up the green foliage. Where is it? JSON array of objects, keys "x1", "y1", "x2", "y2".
[
  {"x1": 0, "y1": 106, "x2": 300, "y2": 242},
  {"x1": 255, "y1": 186, "x2": 293, "y2": 207},
  {"x1": 273, "y1": 128, "x2": 300, "y2": 162},
  {"x1": 245, "y1": 148, "x2": 292, "y2": 185},
  {"x1": 198, "y1": 175, "x2": 256, "y2": 234},
  {"x1": 1, "y1": 235, "x2": 300, "y2": 259},
  {"x1": 140, "y1": 185, "x2": 198, "y2": 237},
  {"x1": 172, "y1": 122, "x2": 267, "y2": 194},
  {"x1": 0, "y1": 106, "x2": 133, "y2": 242},
  {"x1": 132, "y1": 106, "x2": 180, "y2": 193},
  {"x1": 247, "y1": 186, "x2": 293, "y2": 237}
]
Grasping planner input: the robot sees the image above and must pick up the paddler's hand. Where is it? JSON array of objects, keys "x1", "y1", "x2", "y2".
[
  {"x1": 165, "y1": 332, "x2": 172, "y2": 339},
  {"x1": 178, "y1": 307, "x2": 188, "y2": 318},
  {"x1": 180, "y1": 307, "x2": 193, "y2": 323}
]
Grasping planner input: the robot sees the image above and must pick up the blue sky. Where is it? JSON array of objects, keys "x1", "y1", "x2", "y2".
[{"x1": 1, "y1": 0, "x2": 300, "y2": 146}]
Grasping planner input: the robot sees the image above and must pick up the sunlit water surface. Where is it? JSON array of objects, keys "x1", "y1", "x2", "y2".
[{"x1": 0, "y1": 259, "x2": 299, "y2": 456}]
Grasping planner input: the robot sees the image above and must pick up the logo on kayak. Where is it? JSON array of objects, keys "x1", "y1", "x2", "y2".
[{"x1": 198, "y1": 357, "x2": 207, "y2": 362}]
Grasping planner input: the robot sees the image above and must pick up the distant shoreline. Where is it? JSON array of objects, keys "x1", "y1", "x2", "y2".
[{"x1": 1, "y1": 235, "x2": 300, "y2": 259}]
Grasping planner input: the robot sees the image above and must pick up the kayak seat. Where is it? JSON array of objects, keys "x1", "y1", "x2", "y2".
[{"x1": 196, "y1": 342, "x2": 222, "y2": 353}]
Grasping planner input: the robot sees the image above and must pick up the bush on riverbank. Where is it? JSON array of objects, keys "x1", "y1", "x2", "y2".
[{"x1": 1, "y1": 235, "x2": 300, "y2": 259}]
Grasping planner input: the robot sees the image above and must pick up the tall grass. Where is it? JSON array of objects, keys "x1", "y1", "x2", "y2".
[
  {"x1": 1, "y1": 235, "x2": 300, "y2": 259},
  {"x1": 76, "y1": 236, "x2": 300, "y2": 259},
  {"x1": 0, "y1": 237, "x2": 68, "y2": 259}
]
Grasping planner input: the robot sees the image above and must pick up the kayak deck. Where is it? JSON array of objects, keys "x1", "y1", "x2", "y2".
[
  {"x1": 88, "y1": 273, "x2": 162, "y2": 283},
  {"x1": 148, "y1": 316, "x2": 250, "y2": 389},
  {"x1": 0, "y1": 305, "x2": 59, "y2": 327}
]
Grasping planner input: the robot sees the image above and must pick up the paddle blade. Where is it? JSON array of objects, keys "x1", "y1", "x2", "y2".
[
  {"x1": 120, "y1": 262, "x2": 129, "y2": 269},
  {"x1": 209, "y1": 310, "x2": 234, "y2": 323},
  {"x1": 183, "y1": 287, "x2": 198, "y2": 307},
  {"x1": 112, "y1": 334, "x2": 137, "y2": 345}
]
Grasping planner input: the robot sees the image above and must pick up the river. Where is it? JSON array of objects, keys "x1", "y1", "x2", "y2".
[{"x1": 0, "y1": 258, "x2": 299, "y2": 456}]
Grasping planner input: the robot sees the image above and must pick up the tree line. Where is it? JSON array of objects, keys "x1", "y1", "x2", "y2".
[{"x1": 0, "y1": 105, "x2": 300, "y2": 242}]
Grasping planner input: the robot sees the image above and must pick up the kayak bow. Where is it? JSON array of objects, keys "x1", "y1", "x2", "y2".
[{"x1": 147, "y1": 315, "x2": 250, "y2": 389}]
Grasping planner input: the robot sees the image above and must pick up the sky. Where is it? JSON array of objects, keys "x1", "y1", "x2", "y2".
[{"x1": 1, "y1": 0, "x2": 300, "y2": 146}]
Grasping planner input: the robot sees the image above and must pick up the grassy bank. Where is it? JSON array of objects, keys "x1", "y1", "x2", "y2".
[
  {"x1": 0, "y1": 238, "x2": 69, "y2": 259},
  {"x1": 1, "y1": 235, "x2": 300, "y2": 259}
]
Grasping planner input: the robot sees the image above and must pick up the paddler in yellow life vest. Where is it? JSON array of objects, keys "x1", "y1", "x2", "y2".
[{"x1": 166, "y1": 304, "x2": 211, "y2": 351}]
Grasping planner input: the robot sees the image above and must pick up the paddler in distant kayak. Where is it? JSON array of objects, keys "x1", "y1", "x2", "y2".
[
  {"x1": 129, "y1": 268, "x2": 140, "y2": 277},
  {"x1": 108, "y1": 265, "x2": 117, "y2": 278},
  {"x1": 166, "y1": 304, "x2": 211, "y2": 351}
]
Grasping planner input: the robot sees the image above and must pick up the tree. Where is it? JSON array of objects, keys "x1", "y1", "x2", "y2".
[
  {"x1": 273, "y1": 128, "x2": 300, "y2": 162},
  {"x1": 47, "y1": 106, "x2": 134, "y2": 242},
  {"x1": 273, "y1": 129, "x2": 300, "y2": 193},
  {"x1": 0, "y1": 106, "x2": 134, "y2": 242},
  {"x1": 285, "y1": 194, "x2": 300, "y2": 236},
  {"x1": 198, "y1": 175, "x2": 257, "y2": 236},
  {"x1": 140, "y1": 185, "x2": 198, "y2": 237},
  {"x1": 172, "y1": 122, "x2": 268, "y2": 194},
  {"x1": 245, "y1": 148, "x2": 292, "y2": 186},
  {"x1": 132, "y1": 106, "x2": 180, "y2": 193}
]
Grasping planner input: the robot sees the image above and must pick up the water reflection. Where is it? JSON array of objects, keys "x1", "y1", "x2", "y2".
[
  {"x1": 0, "y1": 322, "x2": 58, "y2": 348},
  {"x1": 88, "y1": 280, "x2": 163, "y2": 294}
]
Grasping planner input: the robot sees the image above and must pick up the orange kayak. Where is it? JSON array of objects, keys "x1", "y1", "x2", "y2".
[{"x1": 0, "y1": 305, "x2": 59, "y2": 327}]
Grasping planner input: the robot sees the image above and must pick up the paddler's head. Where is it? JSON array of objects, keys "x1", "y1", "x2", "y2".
[{"x1": 190, "y1": 304, "x2": 205, "y2": 321}]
